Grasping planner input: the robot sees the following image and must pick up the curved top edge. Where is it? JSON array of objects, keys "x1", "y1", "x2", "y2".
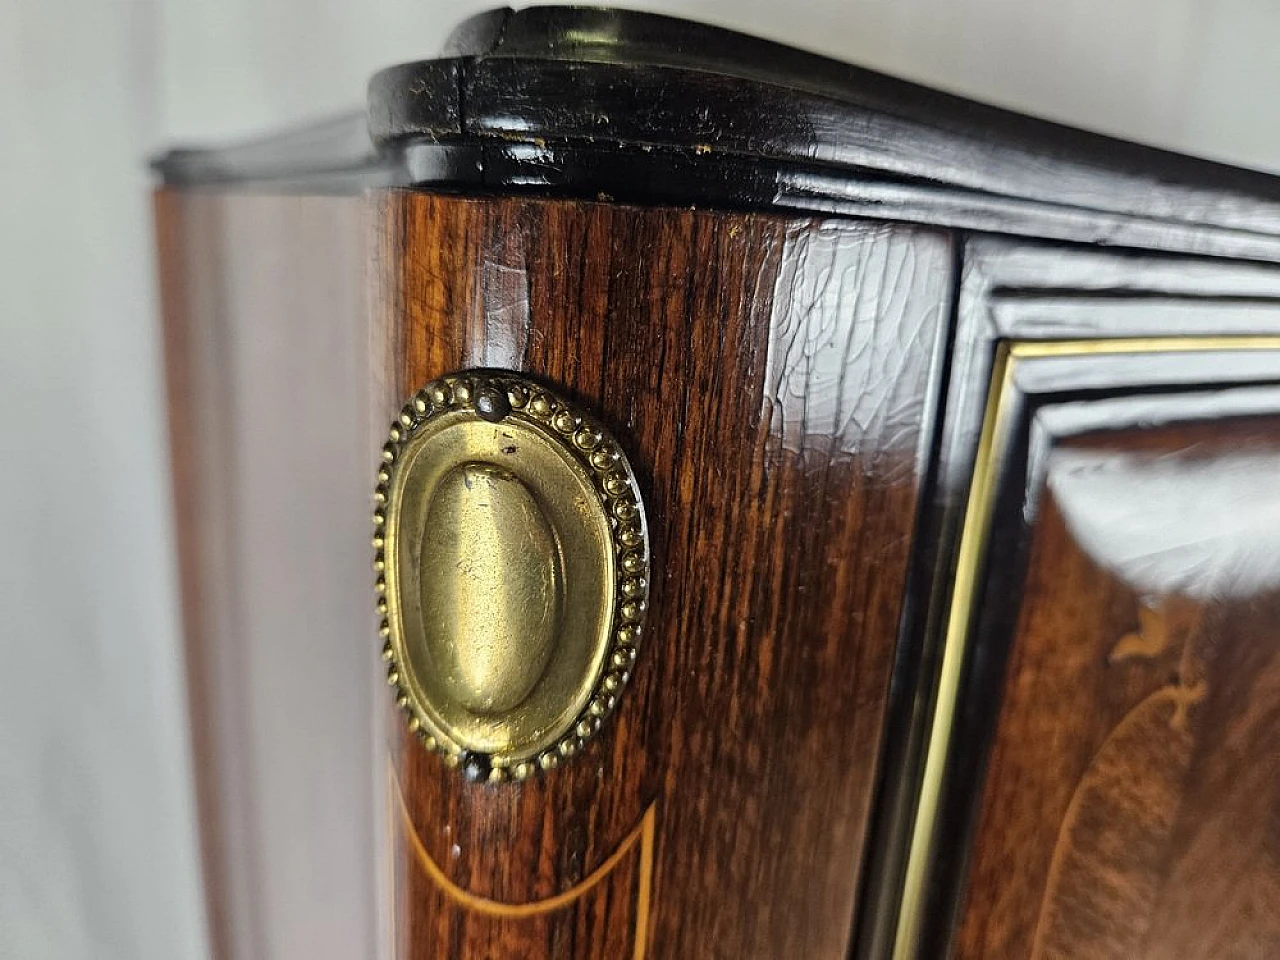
[
  {"x1": 383, "y1": 4, "x2": 1253, "y2": 186},
  {"x1": 364, "y1": 5, "x2": 1280, "y2": 247},
  {"x1": 151, "y1": 111, "x2": 391, "y2": 189},
  {"x1": 158, "y1": 5, "x2": 1280, "y2": 260},
  {"x1": 444, "y1": 5, "x2": 861, "y2": 80}
]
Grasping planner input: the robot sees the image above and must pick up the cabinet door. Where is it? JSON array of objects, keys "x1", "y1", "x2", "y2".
[
  {"x1": 880, "y1": 241, "x2": 1280, "y2": 960},
  {"x1": 955, "y1": 356, "x2": 1280, "y2": 960}
]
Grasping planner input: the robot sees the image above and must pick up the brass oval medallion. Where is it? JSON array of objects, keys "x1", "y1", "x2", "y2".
[
  {"x1": 421, "y1": 463, "x2": 563, "y2": 715},
  {"x1": 374, "y1": 371, "x2": 649, "y2": 781}
]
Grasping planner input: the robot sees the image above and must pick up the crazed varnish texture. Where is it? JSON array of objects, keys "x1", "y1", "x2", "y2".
[
  {"x1": 372, "y1": 191, "x2": 952, "y2": 958},
  {"x1": 956, "y1": 420, "x2": 1280, "y2": 960}
]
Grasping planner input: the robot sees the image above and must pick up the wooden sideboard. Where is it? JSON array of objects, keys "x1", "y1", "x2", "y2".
[{"x1": 154, "y1": 8, "x2": 1280, "y2": 959}]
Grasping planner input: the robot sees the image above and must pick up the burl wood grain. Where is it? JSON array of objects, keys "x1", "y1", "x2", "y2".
[
  {"x1": 956, "y1": 419, "x2": 1280, "y2": 960},
  {"x1": 373, "y1": 191, "x2": 952, "y2": 958}
]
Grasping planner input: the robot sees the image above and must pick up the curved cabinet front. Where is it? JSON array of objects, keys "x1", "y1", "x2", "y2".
[
  {"x1": 154, "y1": 14, "x2": 1280, "y2": 960},
  {"x1": 372, "y1": 191, "x2": 954, "y2": 959}
]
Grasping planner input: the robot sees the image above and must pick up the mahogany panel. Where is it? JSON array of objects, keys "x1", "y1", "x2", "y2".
[
  {"x1": 373, "y1": 190, "x2": 953, "y2": 958},
  {"x1": 857, "y1": 241, "x2": 1280, "y2": 960},
  {"x1": 955, "y1": 418, "x2": 1280, "y2": 960}
]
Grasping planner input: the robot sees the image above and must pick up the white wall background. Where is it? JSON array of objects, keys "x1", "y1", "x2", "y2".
[{"x1": 2, "y1": 2, "x2": 1279, "y2": 959}]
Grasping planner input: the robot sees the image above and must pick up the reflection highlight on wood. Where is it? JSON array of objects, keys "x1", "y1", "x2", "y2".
[
  {"x1": 156, "y1": 191, "x2": 379, "y2": 960},
  {"x1": 955, "y1": 417, "x2": 1280, "y2": 960},
  {"x1": 377, "y1": 191, "x2": 952, "y2": 958}
]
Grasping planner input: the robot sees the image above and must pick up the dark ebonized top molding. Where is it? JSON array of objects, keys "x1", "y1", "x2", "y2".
[{"x1": 161, "y1": 6, "x2": 1280, "y2": 261}]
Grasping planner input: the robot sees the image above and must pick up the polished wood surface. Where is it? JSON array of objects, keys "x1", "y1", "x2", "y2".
[
  {"x1": 156, "y1": 186, "x2": 1280, "y2": 960},
  {"x1": 871, "y1": 239, "x2": 1280, "y2": 960},
  {"x1": 955, "y1": 417, "x2": 1280, "y2": 960},
  {"x1": 155, "y1": 190, "x2": 382, "y2": 959},
  {"x1": 156, "y1": 17, "x2": 1280, "y2": 955},
  {"x1": 374, "y1": 190, "x2": 953, "y2": 958}
]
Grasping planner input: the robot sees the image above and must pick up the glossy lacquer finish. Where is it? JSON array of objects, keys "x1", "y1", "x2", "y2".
[
  {"x1": 888, "y1": 317, "x2": 1280, "y2": 958},
  {"x1": 370, "y1": 7, "x2": 1280, "y2": 262},
  {"x1": 372, "y1": 191, "x2": 952, "y2": 958},
  {"x1": 154, "y1": 12, "x2": 1280, "y2": 959},
  {"x1": 957, "y1": 410, "x2": 1280, "y2": 960},
  {"x1": 952, "y1": 401, "x2": 1280, "y2": 957}
]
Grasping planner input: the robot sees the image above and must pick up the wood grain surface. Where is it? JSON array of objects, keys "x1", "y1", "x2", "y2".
[
  {"x1": 955, "y1": 418, "x2": 1280, "y2": 960},
  {"x1": 373, "y1": 190, "x2": 952, "y2": 958}
]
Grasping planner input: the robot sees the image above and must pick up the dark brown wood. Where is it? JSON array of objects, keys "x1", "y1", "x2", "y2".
[
  {"x1": 955, "y1": 418, "x2": 1280, "y2": 960},
  {"x1": 153, "y1": 13, "x2": 1280, "y2": 959},
  {"x1": 374, "y1": 190, "x2": 953, "y2": 959},
  {"x1": 861, "y1": 238, "x2": 1280, "y2": 960}
]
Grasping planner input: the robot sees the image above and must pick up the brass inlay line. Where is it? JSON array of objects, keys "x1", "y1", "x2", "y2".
[
  {"x1": 1009, "y1": 336, "x2": 1280, "y2": 359},
  {"x1": 891, "y1": 342, "x2": 1017, "y2": 959},
  {"x1": 391, "y1": 765, "x2": 656, "y2": 954},
  {"x1": 890, "y1": 335, "x2": 1280, "y2": 960}
]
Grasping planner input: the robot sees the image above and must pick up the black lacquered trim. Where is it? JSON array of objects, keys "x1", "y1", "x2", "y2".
[
  {"x1": 154, "y1": 6, "x2": 1280, "y2": 262},
  {"x1": 367, "y1": 7, "x2": 1280, "y2": 253}
]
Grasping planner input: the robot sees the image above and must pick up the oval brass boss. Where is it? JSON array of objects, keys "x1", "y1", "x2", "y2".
[
  {"x1": 421, "y1": 462, "x2": 562, "y2": 715},
  {"x1": 374, "y1": 371, "x2": 649, "y2": 782}
]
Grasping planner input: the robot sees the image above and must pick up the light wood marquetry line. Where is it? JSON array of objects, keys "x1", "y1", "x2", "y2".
[{"x1": 390, "y1": 765, "x2": 655, "y2": 960}]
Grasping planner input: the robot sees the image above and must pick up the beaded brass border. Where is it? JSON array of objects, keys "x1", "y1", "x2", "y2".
[{"x1": 373, "y1": 370, "x2": 650, "y2": 781}]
